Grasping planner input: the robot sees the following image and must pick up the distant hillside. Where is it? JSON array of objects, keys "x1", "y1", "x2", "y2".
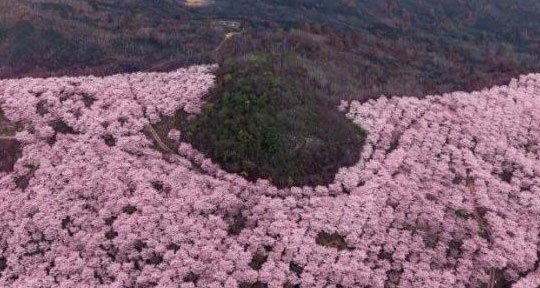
[{"x1": 0, "y1": 0, "x2": 539, "y2": 100}]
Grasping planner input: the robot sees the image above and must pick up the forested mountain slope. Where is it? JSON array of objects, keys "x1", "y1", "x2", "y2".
[{"x1": 0, "y1": 0, "x2": 539, "y2": 99}]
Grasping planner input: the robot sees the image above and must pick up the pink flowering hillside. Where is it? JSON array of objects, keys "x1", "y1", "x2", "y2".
[{"x1": 0, "y1": 67, "x2": 539, "y2": 288}]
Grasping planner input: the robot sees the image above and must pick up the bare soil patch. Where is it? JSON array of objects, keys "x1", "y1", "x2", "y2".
[{"x1": 184, "y1": 0, "x2": 212, "y2": 8}]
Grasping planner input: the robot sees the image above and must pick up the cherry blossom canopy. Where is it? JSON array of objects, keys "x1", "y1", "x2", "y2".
[{"x1": 0, "y1": 67, "x2": 539, "y2": 287}]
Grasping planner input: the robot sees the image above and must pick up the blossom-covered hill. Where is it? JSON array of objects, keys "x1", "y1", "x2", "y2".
[{"x1": 0, "y1": 66, "x2": 539, "y2": 287}]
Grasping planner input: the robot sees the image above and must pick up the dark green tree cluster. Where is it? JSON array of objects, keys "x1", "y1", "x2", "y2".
[{"x1": 182, "y1": 53, "x2": 366, "y2": 187}]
